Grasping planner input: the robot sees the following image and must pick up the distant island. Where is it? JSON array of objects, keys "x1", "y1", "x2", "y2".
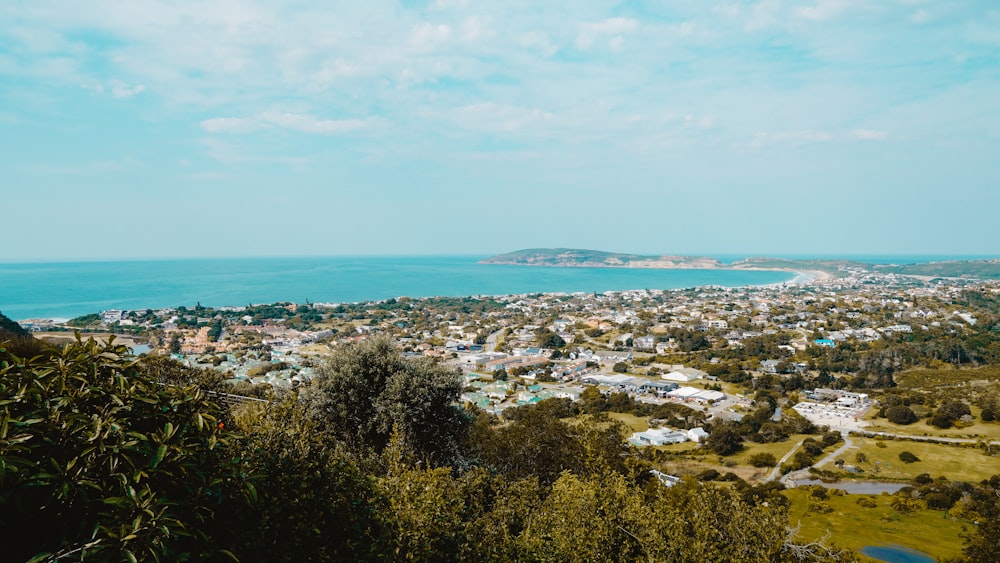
[{"x1": 481, "y1": 248, "x2": 1000, "y2": 279}]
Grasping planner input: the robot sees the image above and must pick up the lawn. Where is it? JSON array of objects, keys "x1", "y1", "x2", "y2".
[
  {"x1": 605, "y1": 412, "x2": 653, "y2": 433},
  {"x1": 727, "y1": 434, "x2": 814, "y2": 467},
  {"x1": 863, "y1": 409, "x2": 1000, "y2": 441},
  {"x1": 816, "y1": 436, "x2": 999, "y2": 483},
  {"x1": 895, "y1": 365, "x2": 1000, "y2": 388},
  {"x1": 783, "y1": 488, "x2": 968, "y2": 562}
]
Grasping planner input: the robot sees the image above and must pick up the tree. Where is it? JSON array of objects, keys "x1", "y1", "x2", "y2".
[
  {"x1": 898, "y1": 451, "x2": 920, "y2": 463},
  {"x1": 300, "y1": 336, "x2": 468, "y2": 465},
  {"x1": 749, "y1": 452, "x2": 777, "y2": 468},
  {"x1": 612, "y1": 361, "x2": 629, "y2": 373},
  {"x1": 885, "y1": 405, "x2": 918, "y2": 425},
  {"x1": 0, "y1": 337, "x2": 250, "y2": 562},
  {"x1": 706, "y1": 422, "x2": 743, "y2": 456},
  {"x1": 930, "y1": 401, "x2": 972, "y2": 429},
  {"x1": 226, "y1": 402, "x2": 387, "y2": 562}
]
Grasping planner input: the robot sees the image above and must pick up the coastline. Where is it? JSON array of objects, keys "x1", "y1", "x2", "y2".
[{"x1": 3, "y1": 259, "x2": 803, "y2": 322}]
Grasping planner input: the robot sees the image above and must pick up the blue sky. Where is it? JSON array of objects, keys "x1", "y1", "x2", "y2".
[{"x1": 2, "y1": 0, "x2": 998, "y2": 260}]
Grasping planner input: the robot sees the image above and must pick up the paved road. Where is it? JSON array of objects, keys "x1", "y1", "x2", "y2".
[
  {"x1": 485, "y1": 329, "x2": 504, "y2": 353},
  {"x1": 815, "y1": 433, "x2": 854, "y2": 468},
  {"x1": 765, "y1": 439, "x2": 804, "y2": 482}
]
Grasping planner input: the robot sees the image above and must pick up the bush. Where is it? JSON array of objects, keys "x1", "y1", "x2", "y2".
[
  {"x1": 857, "y1": 497, "x2": 878, "y2": 508},
  {"x1": 749, "y1": 452, "x2": 777, "y2": 468},
  {"x1": 914, "y1": 473, "x2": 933, "y2": 485},
  {"x1": 885, "y1": 405, "x2": 918, "y2": 425},
  {"x1": 697, "y1": 469, "x2": 721, "y2": 481},
  {"x1": 924, "y1": 492, "x2": 955, "y2": 510},
  {"x1": 899, "y1": 451, "x2": 920, "y2": 463}
]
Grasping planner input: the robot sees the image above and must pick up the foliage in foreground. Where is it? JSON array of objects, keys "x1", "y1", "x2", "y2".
[{"x1": 17, "y1": 335, "x2": 999, "y2": 561}]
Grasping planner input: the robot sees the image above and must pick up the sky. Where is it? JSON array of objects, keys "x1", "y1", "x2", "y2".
[{"x1": 2, "y1": 0, "x2": 999, "y2": 261}]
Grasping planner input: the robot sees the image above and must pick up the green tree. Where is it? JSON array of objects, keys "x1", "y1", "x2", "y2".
[
  {"x1": 301, "y1": 336, "x2": 468, "y2": 465},
  {"x1": 706, "y1": 422, "x2": 744, "y2": 456},
  {"x1": 885, "y1": 405, "x2": 918, "y2": 425},
  {"x1": 0, "y1": 337, "x2": 249, "y2": 562}
]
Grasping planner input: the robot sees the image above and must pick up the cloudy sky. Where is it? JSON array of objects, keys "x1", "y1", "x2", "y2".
[{"x1": 2, "y1": 0, "x2": 998, "y2": 260}]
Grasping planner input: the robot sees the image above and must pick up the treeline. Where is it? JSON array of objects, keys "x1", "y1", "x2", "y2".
[{"x1": 1, "y1": 335, "x2": 995, "y2": 562}]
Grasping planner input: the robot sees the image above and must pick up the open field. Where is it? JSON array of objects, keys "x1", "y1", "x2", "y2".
[
  {"x1": 863, "y1": 410, "x2": 1000, "y2": 441},
  {"x1": 783, "y1": 488, "x2": 968, "y2": 562},
  {"x1": 605, "y1": 412, "x2": 653, "y2": 432},
  {"x1": 896, "y1": 365, "x2": 1000, "y2": 387},
  {"x1": 816, "y1": 436, "x2": 999, "y2": 482},
  {"x1": 726, "y1": 434, "x2": 814, "y2": 467}
]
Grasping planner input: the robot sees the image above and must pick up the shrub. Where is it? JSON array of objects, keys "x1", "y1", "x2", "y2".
[
  {"x1": 857, "y1": 497, "x2": 878, "y2": 508},
  {"x1": 697, "y1": 469, "x2": 721, "y2": 481},
  {"x1": 885, "y1": 405, "x2": 918, "y2": 425},
  {"x1": 749, "y1": 452, "x2": 777, "y2": 468},
  {"x1": 808, "y1": 502, "x2": 834, "y2": 514},
  {"x1": 899, "y1": 451, "x2": 920, "y2": 463}
]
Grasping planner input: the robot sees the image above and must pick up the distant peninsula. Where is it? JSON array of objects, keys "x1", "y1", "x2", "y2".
[
  {"x1": 480, "y1": 249, "x2": 1000, "y2": 279},
  {"x1": 478, "y1": 248, "x2": 723, "y2": 269}
]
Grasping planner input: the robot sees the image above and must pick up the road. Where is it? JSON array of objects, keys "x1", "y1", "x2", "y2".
[
  {"x1": 485, "y1": 329, "x2": 505, "y2": 353},
  {"x1": 765, "y1": 438, "x2": 804, "y2": 483},
  {"x1": 815, "y1": 433, "x2": 854, "y2": 469}
]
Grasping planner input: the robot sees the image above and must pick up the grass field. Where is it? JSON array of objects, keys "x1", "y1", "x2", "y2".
[
  {"x1": 605, "y1": 412, "x2": 653, "y2": 432},
  {"x1": 863, "y1": 410, "x2": 1000, "y2": 441},
  {"x1": 783, "y1": 488, "x2": 968, "y2": 562},
  {"x1": 727, "y1": 434, "x2": 813, "y2": 467},
  {"x1": 896, "y1": 365, "x2": 1000, "y2": 387},
  {"x1": 816, "y1": 436, "x2": 999, "y2": 483}
]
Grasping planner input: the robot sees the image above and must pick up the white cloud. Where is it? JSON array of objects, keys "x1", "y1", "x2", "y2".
[
  {"x1": 852, "y1": 129, "x2": 888, "y2": 141},
  {"x1": 447, "y1": 103, "x2": 555, "y2": 133},
  {"x1": 744, "y1": 0, "x2": 783, "y2": 31},
  {"x1": 576, "y1": 17, "x2": 638, "y2": 50},
  {"x1": 796, "y1": 0, "x2": 857, "y2": 22},
  {"x1": 910, "y1": 9, "x2": 930, "y2": 24},
  {"x1": 110, "y1": 81, "x2": 145, "y2": 99},
  {"x1": 518, "y1": 31, "x2": 558, "y2": 57},
  {"x1": 201, "y1": 112, "x2": 376, "y2": 134},
  {"x1": 750, "y1": 130, "x2": 833, "y2": 148},
  {"x1": 412, "y1": 22, "x2": 452, "y2": 49}
]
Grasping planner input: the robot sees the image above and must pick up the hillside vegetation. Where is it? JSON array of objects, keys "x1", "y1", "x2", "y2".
[{"x1": 0, "y1": 335, "x2": 887, "y2": 562}]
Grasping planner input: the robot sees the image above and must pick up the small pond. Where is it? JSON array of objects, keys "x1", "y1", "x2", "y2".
[
  {"x1": 794, "y1": 479, "x2": 909, "y2": 495},
  {"x1": 860, "y1": 544, "x2": 934, "y2": 563}
]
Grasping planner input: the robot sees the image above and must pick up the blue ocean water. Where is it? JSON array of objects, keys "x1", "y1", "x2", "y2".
[{"x1": 0, "y1": 256, "x2": 795, "y2": 321}]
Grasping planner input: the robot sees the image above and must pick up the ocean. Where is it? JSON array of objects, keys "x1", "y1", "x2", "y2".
[{"x1": 0, "y1": 255, "x2": 796, "y2": 321}]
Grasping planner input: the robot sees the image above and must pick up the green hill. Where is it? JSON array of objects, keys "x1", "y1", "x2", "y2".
[{"x1": 0, "y1": 310, "x2": 30, "y2": 338}]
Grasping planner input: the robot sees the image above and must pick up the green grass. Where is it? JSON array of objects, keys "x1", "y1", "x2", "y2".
[
  {"x1": 726, "y1": 434, "x2": 813, "y2": 467},
  {"x1": 816, "y1": 436, "x2": 999, "y2": 483},
  {"x1": 604, "y1": 412, "x2": 653, "y2": 433},
  {"x1": 896, "y1": 365, "x2": 1000, "y2": 387},
  {"x1": 863, "y1": 410, "x2": 1000, "y2": 441},
  {"x1": 783, "y1": 489, "x2": 968, "y2": 561}
]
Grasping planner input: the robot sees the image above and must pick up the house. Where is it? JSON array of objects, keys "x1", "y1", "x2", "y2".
[
  {"x1": 662, "y1": 367, "x2": 706, "y2": 382},
  {"x1": 687, "y1": 427, "x2": 709, "y2": 443},
  {"x1": 760, "y1": 360, "x2": 781, "y2": 374},
  {"x1": 629, "y1": 427, "x2": 690, "y2": 446},
  {"x1": 633, "y1": 335, "x2": 656, "y2": 350}
]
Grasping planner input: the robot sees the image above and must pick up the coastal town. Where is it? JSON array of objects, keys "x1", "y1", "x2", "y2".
[
  {"x1": 10, "y1": 263, "x2": 1000, "y2": 560},
  {"x1": 22, "y1": 263, "x2": 996, "y2": 442}
]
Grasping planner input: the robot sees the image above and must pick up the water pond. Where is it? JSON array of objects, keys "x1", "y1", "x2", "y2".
[
  {"x1": 794, "y1": 479, "x2": 909, "y2": 495},
  {"x1": 860, "y1": 544, "x2": 934, "y2": 563}
]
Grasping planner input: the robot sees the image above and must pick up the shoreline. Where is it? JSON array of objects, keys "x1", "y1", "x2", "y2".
[{"x1": 13, "y1": 271, "x2": 811, "y2": 324}]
